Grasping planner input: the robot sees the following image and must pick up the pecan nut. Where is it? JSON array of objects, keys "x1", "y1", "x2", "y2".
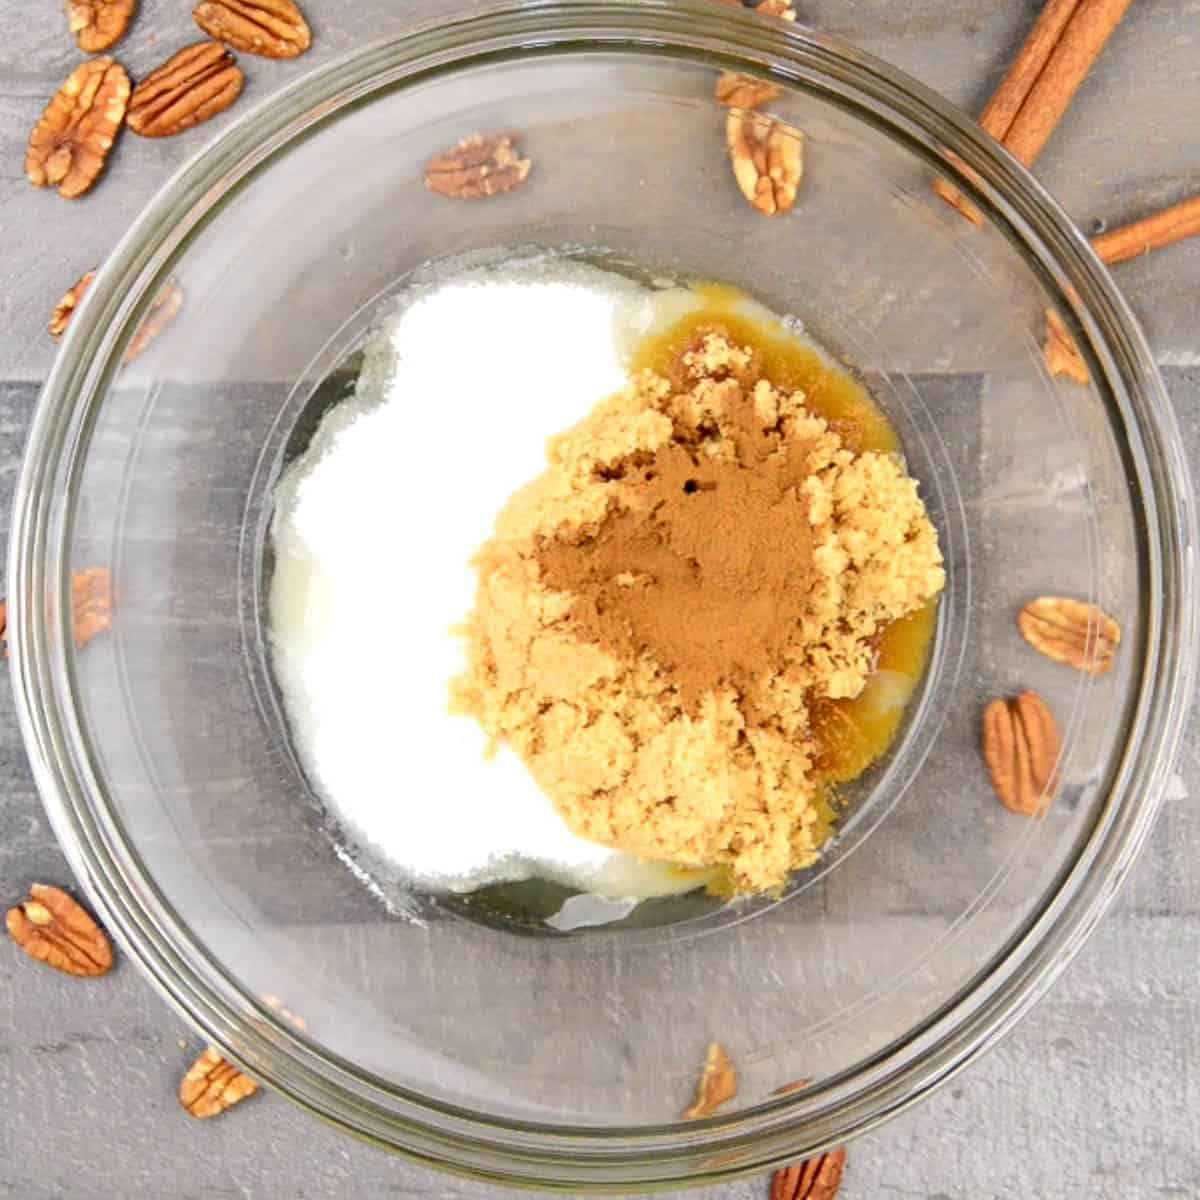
[
  {"x1": 193, "y1": 0, "x2": 311, "y2": 59},
  {"x1": 0, "y1": 568, "x2": 113, "y2": 657},
  {"x1": 180, "y1": 1046, "x2": 259, "y2": 1117},
  {"x1": 72, "y1": 566, "x2": 114, "y2": 648},
  {"x1": 773, "y1": 1078, "x2": 809, "y2": 1096},
  {"x1": 682, "y1": 1041, "x2": 737, "y2": 1119},
  {"x1": 1043, "y1": 309, "x2": 1089, "y2": 383},
  {"x1": 6, "y1": 884, "x2": 113, "y2": 977},
  {"x1": 128, "y1": 42, "x2": 243, "y2": 138},
  {"x1": 755, "y1": 0, "x2": 798, "y2": 18},
  {"x1": 262, "y1": 992, "x2": 307, "y2": 1031},
  {"x1": 124, "y1": 283, "x2": 183, "y2": 362},
  {"x1": 66, "y1": 0, "x2": 136, "y2": 52},
  {"x1": 50, "y1": 269, "x2": 97, "y2": 340},
  {"x1": 715, "y1": 72, "x2": 782, "y2": 110},
  {"x1": 27, "y1": 58, "x2": 130, "y2": 199},
  {"x1": 726, "y1": 110, "x2": 804, "y2": 216},
  {"x1": 424, "y1": 133, "x2": 532, "y2": 200},
  {"x1": 981, "y1": 691, "x2": 1061, "y2": 816},
  {"x1": 708, "y1": 0, "x2": 798, "y2": 13},
  {"x1": 771, "y1": 1150, "x2": 847, "y2": 1200},
  {"x1": 1019, "y1": 596, "x2": 1120, "y2": 675}
]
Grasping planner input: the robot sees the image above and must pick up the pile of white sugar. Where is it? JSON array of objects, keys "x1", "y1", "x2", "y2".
[{"x1": 269, "y1": 261, "x2": 704, "y2": 899}]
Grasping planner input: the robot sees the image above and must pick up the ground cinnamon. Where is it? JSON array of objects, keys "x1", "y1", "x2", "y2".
[{"x1": 538, "y1": 356, "x2": 819, "y2": 717}]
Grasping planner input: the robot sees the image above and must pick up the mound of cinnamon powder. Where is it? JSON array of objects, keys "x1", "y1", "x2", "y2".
[{"x1": 451, "y1": 328, "x2": 944, "y2": 892}]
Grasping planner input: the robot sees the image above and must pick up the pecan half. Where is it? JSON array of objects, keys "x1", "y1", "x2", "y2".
[
  {"x1": 6, "y1": 884, "x2": 113, "y2": 977},
  {"x1": 128, "y1": 42, "x2": 243, "y2": 138},
  {"x1": 27, "y1": 58, "x2": 130, "y2": 199},
  {"x1": 262, "y1": 992, "x2": 307, "y2": 1031},
  {"x1": 773, "y1": 1078, "x2": 809, "y2": 1096},
  {"x1": 72, "y1": 567, "x2": 114, "y2": 648},
  {"x1": 771, "y1": 1150, "x2": 847, "y2": 1200},
  {"x1": 1018, "y1": 596, "x2": 1120, "y2": 675},
  {"x1": 49, "y1": 269, "x2": 97, "y2": 340},
  {"x1": 715, "y1": 72, "x2": 782, "y2": 109},
  {"x1": 66, "y1": 0, "x2": 136, "y2": 52},
  {"x1": 682, "y1": 1041, "x2": 737, "y2": 1120},
  {"x1": 180, "y1": 1047, "x2": 259, "y2": 1118},
  {"x1": 1043, "y1": 309, "x2": 1089, "y2": 383},
  {"x1": 0, "y1": 568, "x2": 113, "y2": 658},
  {"x1": 193, "y1": 0, "x2": 311, "y2": 59},
  {"x1": 726, "y1": 110, "x2": 804, "y2": 216},
  {"x1": 425, "y1": 133, "x2": 532, "y2": 200},
  {"x1": 755, "y1": 0, "x2": 797, "y2": 18},
  {"x1": 124, "y1": 283, "x2": 183, "y2": 362},
  {"x1": 981, "y1": 691, "x2": 1061, "y2": 816}
]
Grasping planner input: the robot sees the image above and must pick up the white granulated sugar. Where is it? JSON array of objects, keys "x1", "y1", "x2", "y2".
[{"x1": 269, "y1": 262, "x2": 698, "y2": 899}]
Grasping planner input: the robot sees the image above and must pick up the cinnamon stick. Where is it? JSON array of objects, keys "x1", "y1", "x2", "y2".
[
  {"x1": 978, "y1": 0, "x2": 1083, "y2": 140},
  {"x1": 1044, "y1": 194, "x2": 1200, "y2": 382},
  {"x1": 1003, "y1": 0, "x2": 1136, "y2": 167},
  {"x1": 936, "y1": 0, "x2": 1134, "y2": 221},
  {"x1": 1091, "y1": 194, "x2": 1200, "y2": 264}
]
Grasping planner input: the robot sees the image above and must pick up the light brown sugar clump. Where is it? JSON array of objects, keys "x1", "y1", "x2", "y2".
[{"x1": 451, "y1": 328, "x2": 944, "y2": 892}]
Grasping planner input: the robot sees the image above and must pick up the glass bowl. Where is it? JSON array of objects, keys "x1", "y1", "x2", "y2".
[{"x1": 9, "y1": 0, "x2": 1195, "y2": 1189}]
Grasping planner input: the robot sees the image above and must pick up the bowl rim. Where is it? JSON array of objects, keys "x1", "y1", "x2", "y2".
[{"x1": 9, "y1": 0, "x2": 1196, "y2": 1188}]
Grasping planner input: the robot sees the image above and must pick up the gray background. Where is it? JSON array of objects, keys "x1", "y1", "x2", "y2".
[{"x1": 1, "y1": 2, "x2": 1198, "y2": 1197}]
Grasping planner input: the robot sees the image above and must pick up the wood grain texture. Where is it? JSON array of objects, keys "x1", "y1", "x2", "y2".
[{"x1": 2, "y1": 1, "x2": 1200, "y2": 1196}]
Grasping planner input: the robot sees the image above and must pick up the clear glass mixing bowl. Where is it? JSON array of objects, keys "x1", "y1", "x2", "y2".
[{"x1": 9, "y1": 1, "x2": 1195, "y2": 1189}]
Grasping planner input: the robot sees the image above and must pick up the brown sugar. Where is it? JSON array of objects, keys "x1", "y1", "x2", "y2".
[{"x1": 451, "y1": 325, "x2": 945, "y2": 893}]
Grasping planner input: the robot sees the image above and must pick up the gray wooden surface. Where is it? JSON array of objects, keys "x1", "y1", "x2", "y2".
[{"x1": 1, "y1": 2, "x2": 1198, "y2": 1197}]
